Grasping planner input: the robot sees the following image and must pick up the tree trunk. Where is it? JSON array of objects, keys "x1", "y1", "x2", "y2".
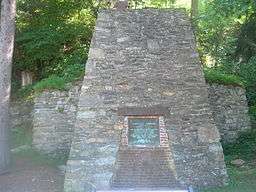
[
  {"x1": 191, "y1": 0, "x2": 199, "y2": 19},
  {"x1": 0, "y1": 0, "x2": 16, "y2": 174},
  {"x1": 21, "y1": 71, "x2": 33, "y2": 87}
]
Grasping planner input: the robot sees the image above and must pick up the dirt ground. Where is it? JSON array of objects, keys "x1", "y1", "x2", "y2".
[{"x1": 0, "y1": 156, "x2": 64, "y2": 192}]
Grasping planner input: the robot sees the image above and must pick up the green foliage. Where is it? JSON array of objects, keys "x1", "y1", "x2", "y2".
[
  {"x1": 237, "y1": 57, "x2": 256, "y2": 106},
  {"x1": 249, "y1": 105, "x2": 256, "y2": 122},
  {"x1": 61, "y1": 63, "x2": 85, "y2": 82},
  {"x1": 130, "y1": 0, "x2": 176, "y2": 9},
  {"x1": 14, "y1": 0, "x2": 96, "y2": 86},
  {"x1": 32, "y1": 62, "x2": 84, "y2": 93},
  {"x1": 203, "y1": 68, "x2": 244, "y2": 87},
  {"x1": 13, "y1": 0, "x2": 182, "y2": 93},
  {"x1": 236, "y1": 14, "x2": 256, "y2": 61},
  {"x1": 201, "y1": 129, "x2": 256, "y2": 192},
  {"x1": 12, "y1": 84, "x2": 34, "y2": 100},
  {"x1": 197, "y1": 0, "x2": 255, "y2": 64},
  {"x1": 33, "y1": 75, "x2": 66, "y2": 92},
  {"x1": 223, "y1": 130, "x2": 256, "y2": 162},
  {"x1": 197, "y1": 0, "x2": 256, "y2": 113}
]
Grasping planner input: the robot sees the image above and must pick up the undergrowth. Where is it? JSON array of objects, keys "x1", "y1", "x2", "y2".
[
  {"x1": 201, "y1": 129, "x2": 256, "y2": 192},
  {"x1": 223, "y1": 129, "x2": 256, "y2": 162},
  {"x1": 249, "y1": 105, "x2": 256, "y2": 123}
]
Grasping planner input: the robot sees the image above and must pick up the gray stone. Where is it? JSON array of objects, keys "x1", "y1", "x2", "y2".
[
  {"x1": 147, "y1": 39, "x2": 160, "y2": 50},
  {"x1": 11, "y1": 145, "x2": 32, "y2": 153},
  {"x1": 58, "y1": 165, "x2": 67, "y2": 174},
  {"x1": 208, "y1": 84, "x2": 251, "y2": 143},
  {"x1": 64, "y1": 9, "x2": 228, "y2": 192},
  {"x1": 89, "y1": 48, "x2": 105, "y2": 59},
  {"x1": 10, "y1": 101, "x2": 33, "y2": 140},
  {"x1": 32, "y1": 84, "x2": 81, "y2": 157},
  {"x1": 77, "y1": 111, "x2": 96, "y2": 119},
  {"x1": 10, "y1": 8, "x2": 251, "y2": 192}
]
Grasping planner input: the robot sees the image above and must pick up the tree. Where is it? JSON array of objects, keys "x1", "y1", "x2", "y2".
[
  {"x1": 191, "y1": 0, "x2": 198, "y2": 19},
  {"x1": 0, "y1": 0, "x2": 16, "y2": 174}
]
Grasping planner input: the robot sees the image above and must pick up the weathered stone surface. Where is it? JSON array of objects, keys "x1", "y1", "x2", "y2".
[
  {"x1": 208, "y1": 84, "x2": 251, "y2": 143},
  {"x1": 10, "y1": 8, "x2": 251, "y2": 192},
  {"x1": 32, "y1": 84, "x2": 81, "y2": 157},
  {"x1": 64, "y1": 9, "x2": 228, "y2": 192},
  {"x1": 11, "y1": 83, "x2": 251, "y2": 158},
  {"x1": 10, "y1": 100, "x2": 33, "y2": 133}
]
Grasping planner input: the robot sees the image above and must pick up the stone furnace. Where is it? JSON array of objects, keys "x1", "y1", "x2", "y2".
[{"x1": 64, "y1": 8, "x2": 228, "y2": 192}]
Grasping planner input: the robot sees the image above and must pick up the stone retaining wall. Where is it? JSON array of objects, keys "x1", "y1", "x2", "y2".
[
  {"x1": 32, "y1": 85, "x2": 81, "y2": 157},
  {"x1": 10, "y1": 101, "x2": 33, "y2": 131},
  {"x1": 11, "y1": 83, "x2": 251, "y2": 156},
  {"x1": 208, "y1": 84, "x2": 251, "y2": 143}
]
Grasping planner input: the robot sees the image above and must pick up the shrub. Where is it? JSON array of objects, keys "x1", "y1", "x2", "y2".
[
  {"x1": 62, "y1": 63, "x2": 85, "y2": 82},
  {"x1": 223, "y1": 129, "x2": 256, "y2": 162}
]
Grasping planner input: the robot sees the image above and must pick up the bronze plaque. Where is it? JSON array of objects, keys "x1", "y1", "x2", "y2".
[{"x1": 128, "y1": 118, "x2": 160, "y2": 146}]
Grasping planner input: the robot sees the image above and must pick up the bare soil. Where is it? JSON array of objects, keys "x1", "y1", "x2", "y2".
[{"x1": 0, "y1": 155, "x2": 64, "y2": 192}]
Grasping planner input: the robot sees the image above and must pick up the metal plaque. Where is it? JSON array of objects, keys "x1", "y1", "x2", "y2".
[{"x1": 128, "y1": 117, "x2": 160, "y2": 146}]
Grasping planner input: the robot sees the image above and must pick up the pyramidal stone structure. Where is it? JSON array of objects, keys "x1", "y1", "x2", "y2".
[{"x1": 64, "y1": 8, "x2": 228, "y2": 192}]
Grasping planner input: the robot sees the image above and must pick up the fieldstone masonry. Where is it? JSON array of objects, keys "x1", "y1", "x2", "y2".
[
  {"x1": 8, "y1": 8, "x2": 249, "y2": 192},
  {"x1": 208, "y1": 84, "x2": 251, "y2": 143},
  {"x1": 32, "y1": 84, "x2": 81, "y2": 157},
  {"x1": 29, "y1": 82, "x2": 251, "y2": 157},
  {"x1": 64, "y1": 9, "x2": 228, "y2": 192},
  {"x1": 10, "y1": 101, "x2": 33, "y2": 132}
]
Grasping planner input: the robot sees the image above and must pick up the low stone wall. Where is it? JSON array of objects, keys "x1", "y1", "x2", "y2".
[
  {"x1": 9, "y1": 83, "x2": 249, "y2": 156},
  {"x1": 32, "y1": 84, "x2": 81, "y2": 157},
  {"x1": 10, "y1": 101, "x2": 33, "y2": 131},
  {"x1": 10, "y1": 99, "x2": 34, "y2": 152},
  {"x1": 208, "y1": 84, "x2": 251, "y2": 143}
]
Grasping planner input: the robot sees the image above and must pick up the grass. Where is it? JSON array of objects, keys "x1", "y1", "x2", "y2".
[
  {"x1": 204, "y1": 68, "x2": 245, "y2": 87},
  {"x1": 201, "y1": 129, "x2": 256, "y2": 192},
  {"x1": 33, "y1": 75, "x2": 66, "y2": 92},
  {"x1": 12, "y1": 63, "x2": 85, "y2": 100},
  {"x1": 13, "y1": 75, "x2": 67, "y2": 100}
]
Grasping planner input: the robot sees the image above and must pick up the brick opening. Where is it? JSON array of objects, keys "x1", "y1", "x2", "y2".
[{"x1": 111, "y1": 115, "x2": 178, "y2": 189}]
